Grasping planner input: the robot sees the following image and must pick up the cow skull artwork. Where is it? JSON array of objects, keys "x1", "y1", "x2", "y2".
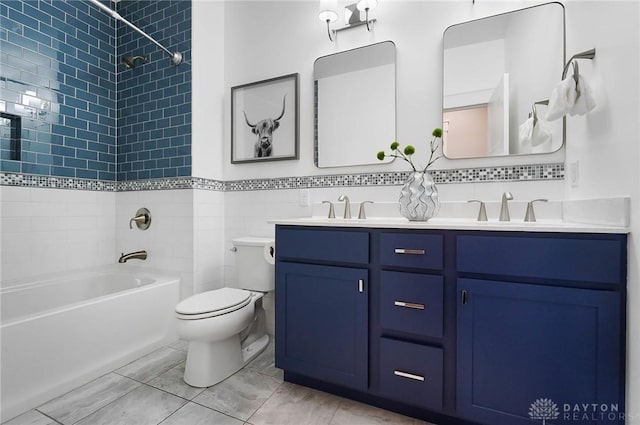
[{"x1": 243, "y1": 95, "x2": 287, "y2": 158}]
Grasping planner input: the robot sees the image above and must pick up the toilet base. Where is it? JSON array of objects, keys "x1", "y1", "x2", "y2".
[
  {"x1": 183, "y1": 333, "x2": 270, "y2": 388},
  {"x1": 242, "y1": 333, "x2": 269, "y2": 364}
]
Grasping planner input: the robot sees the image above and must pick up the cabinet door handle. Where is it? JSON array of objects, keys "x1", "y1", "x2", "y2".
[
  {"x1": 461, "y1": 289, "x2": 468, "y2": 305},
  {"x1": 394, "y1": 248, "x2": 426, "y2": 255},
  {"x1": 358, "y1": 279, "x2": 364, "y2": 293},
  {"x1": 394, "y1": 301, "x2": 425, "y2": 310},
  {"x1": 394, "y1": 370, "x2": 425, "y2": 382}
]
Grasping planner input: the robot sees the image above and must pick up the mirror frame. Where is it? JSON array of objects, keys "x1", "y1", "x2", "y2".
[{"x1": 442, "y1": 2, "x2": 566, "y2": 160}]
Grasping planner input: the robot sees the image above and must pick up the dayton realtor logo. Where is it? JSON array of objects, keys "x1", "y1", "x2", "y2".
[
  {"x1": 529, "y1": 398, "x2": 625, "y2": 422},
  {"x1": 529, "y1": 398, "x2": 560, "y2": 424}
]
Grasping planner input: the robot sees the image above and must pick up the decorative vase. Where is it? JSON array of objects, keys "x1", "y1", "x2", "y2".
[{"x1": 399, "y1": 171, "x2": 440, "y2": 221}]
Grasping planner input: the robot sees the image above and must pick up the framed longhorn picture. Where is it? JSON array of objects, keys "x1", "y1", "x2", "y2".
[{"x1": 231, "y1": 73, "x2": 299, "y2": 164}]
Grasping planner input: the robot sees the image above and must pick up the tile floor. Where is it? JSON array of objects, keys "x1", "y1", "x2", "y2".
[{"x1": 4, "y1": 339, "x2": 432, "y2": 425}]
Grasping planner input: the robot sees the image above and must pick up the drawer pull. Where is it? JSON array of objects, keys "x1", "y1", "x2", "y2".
[
  {"x1": 394, "y1": 301, "x2": 425, "y2": 310},
  {"x1": 358, "y1": 279, "x2": 364, "y2": 293},
  {"x1": 394, "y1": 370, "x2": 425, "y2": 382},
  {"x1": 394, "y1": 248, "x2": 426, "y2": 255}
]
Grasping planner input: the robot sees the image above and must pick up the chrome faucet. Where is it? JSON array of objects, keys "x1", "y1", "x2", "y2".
[
  {"x1": 358, "y1": 201, "x2": 373, "y2": 219},
  {"x1": 468, "y1": 200, "x2": 488, "y2": 222},
  {"x1": 118, "y1": 250, "x2": 147, "y2": 263},
  {"x1": 338, "y1": 195, "x2": 351, "y2": 219},
  {"x1": 499, "y1": 192, "x2": 514, "y2": 221},
  {"x1": 322, "y1": 200, "x2": 336, "y2": 218},
  {"x1": 524, "y1": 199, "x2": 548, "y2": 222}
]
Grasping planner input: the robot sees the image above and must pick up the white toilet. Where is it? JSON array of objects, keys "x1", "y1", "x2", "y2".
[{"x1": 175, "y1": 236, "x2": 275, "y2": 388}]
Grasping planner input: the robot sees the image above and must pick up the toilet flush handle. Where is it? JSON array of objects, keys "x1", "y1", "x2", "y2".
[{"x1": 229, "y1": 247, "x2": 237, "y2": 252}]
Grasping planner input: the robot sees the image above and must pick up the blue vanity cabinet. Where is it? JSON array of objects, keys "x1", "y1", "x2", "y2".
[
  {"x1": 275, "y1": 225, "x2": 627, "y2": 425},
  {"x1": 456, "y1": 233, "x2": 627, "y2": 425},
  {"x1": 275, "y1": 227, "x2": 370, "y2": 391}
]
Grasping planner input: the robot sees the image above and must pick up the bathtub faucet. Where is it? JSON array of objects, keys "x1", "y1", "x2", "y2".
[{"x1": 118, "y1": 250, "x2": 147, "y2": 263}]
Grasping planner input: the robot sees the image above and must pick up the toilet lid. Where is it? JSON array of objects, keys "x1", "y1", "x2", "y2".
[{"x1": 175, "y1": 288, "x2": 252, "y2": 318}]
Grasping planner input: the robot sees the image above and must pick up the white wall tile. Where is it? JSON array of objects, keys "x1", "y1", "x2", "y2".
[{"x1": 0, "y1": 188, "x2": 116, "y2": 285}]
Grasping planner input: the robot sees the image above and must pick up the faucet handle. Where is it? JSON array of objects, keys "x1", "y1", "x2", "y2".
[
  {"x1": 129, "y1": 208, "x2": 151, "y2": 230},
  {"x1": 322, "y1": 200, "x2": 336, "y2": 219},
  {"x1": 358, "y1": 201, "x2": 373, "y2": 219},
  {"x1": 524, "y1": 199, "x2": 548, "y2": 222},
  {"x1": 467, "y1": 200, "x2": 488, "y2": 222}
]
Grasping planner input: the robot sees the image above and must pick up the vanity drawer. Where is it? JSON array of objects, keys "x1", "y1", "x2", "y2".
[
  {"x1": 457, "y1": 234, "x2": 625, "y2": 284},
  {"x1": 277, "y1": 227, "x2": 369, "y2": 264},
  {"x1": 380, "y1": 271, "x2": 443, "y2": 338},
  {"x1": 380, "y1": 233, "x2": 443, "y2": 270},
  {"x1": 379, "y1": 338, "x2": 443, "y2": 410}
]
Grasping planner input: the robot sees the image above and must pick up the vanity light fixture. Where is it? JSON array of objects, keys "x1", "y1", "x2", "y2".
[
  {"x1": 356, "y1": 0, "x2": 377, "y2": 31},
  {"x1": 319, "y1": 9, "x2": 339, "y2": 42},
  {"x1": 319, "y1": 0, "x2": 378, "y2": 42}
]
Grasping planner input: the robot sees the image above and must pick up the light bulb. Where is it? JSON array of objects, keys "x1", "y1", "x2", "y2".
[{"x1": 356, "y1": 0, "x2": 378, "y2": 12}]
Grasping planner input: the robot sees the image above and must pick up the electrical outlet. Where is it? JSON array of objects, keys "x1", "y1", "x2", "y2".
[
  {"x1": 570, "y1": 160, "x2": 579, "y2": 187},
  {"x1": 299, "y1": 189, "x2": 310, "y2": 207}
]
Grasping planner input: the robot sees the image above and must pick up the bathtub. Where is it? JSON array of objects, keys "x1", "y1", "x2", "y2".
[{"x1": 0, "y1": 266, "x2": 181, "y2": 422}]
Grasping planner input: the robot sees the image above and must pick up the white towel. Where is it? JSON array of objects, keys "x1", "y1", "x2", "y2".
[
  {"x1": 546, "y1": 77, "x2": 577, "y2": 121},
  {"x1": 519, "y1": 116, "x2": 534, "y2": 145},
  {"x1": 531, "y1": 118, "x2": 552, "y2": 147},
  {"x1": 546, "y1": 74, "x2": 596, "y2": 121},
  {"x1": 568, "y1": 74, "x2": 596, "y2": 116}
]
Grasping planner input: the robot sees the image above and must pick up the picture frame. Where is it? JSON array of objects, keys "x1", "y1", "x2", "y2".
[{"x1": 231, "y1": 73, "x2": 299, "y2": 164}]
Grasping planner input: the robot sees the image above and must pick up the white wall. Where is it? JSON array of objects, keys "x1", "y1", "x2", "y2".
[
  {"x1": 214, "y1": 0, "x2": 565, "y2": 184},
  {"x1": 116, "y1": 190, "x2": 194, "y2": 298},
  {"x1": 213, "y1": 0, "x2": 569, "y2": 273},
  {"x1": 0, "y1": 186, "x2": 218, "y2": 300},
  {"x1": 192, "y1": 0, "x2": 226, "y2": 180},
  {"x1": 561, "y1": 1, "x2": 640, "y2": 419},
  {"x1": 191, "y1": 0, "x2": 640, "y2": 416},
  {"x1": 1, "y1": 187, "x2": 115, "y2": 284},
  {"x1": 193, "y1": 188, "x2": 226, "y2": 294}
]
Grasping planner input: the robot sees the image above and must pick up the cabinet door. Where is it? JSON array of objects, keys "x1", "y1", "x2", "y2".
[
  {"x1": 276, "y1": 262, "x2": 368, "y2": 391},
  {"x1": 457, "y1": 278, "x2": 622, "y2": 425}
]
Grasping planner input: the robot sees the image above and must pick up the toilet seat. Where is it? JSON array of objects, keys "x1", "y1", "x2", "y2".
[{"x1": 175, "y1": 288, "x2": 252, "y2": 320}]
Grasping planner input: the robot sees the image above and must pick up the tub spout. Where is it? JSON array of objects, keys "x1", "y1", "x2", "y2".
[{"x1": 119, "y1": 250, "x2": 147, "y2": 263}]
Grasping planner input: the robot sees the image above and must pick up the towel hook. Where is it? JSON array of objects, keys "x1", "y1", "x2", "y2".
[{"x1": 561, "y1": 48, "x2": 596, "y2": 80}]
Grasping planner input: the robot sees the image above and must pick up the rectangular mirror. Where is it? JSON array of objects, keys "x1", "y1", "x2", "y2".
[
  {"x1": 442, "y1": 2, "x2": 565, "y2": 159},
  {"x1": 314, "y1": 41, "x2": 396, "y2": 168}
]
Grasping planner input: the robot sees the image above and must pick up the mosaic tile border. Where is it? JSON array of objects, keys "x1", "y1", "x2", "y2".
[
  {"x1": 0, "y1": 172, "x2": 117, "y2": 191},
  {"x1": 0, "y1": 163, "x2": 564, "y2": 192}
]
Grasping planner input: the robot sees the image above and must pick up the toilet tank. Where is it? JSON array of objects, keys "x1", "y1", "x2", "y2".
[{"x1": 232, "y1": 237, "x2": 275, "y2": 292}]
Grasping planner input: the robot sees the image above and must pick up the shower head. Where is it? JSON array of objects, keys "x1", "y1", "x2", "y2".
[{"x1": 122, "y1": 55, "x2": 148, "y2": 70}]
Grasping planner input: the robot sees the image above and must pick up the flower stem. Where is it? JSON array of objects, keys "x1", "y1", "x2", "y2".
[{"x1": 422, "y1": 136, "x2": 441, "y2": 173}]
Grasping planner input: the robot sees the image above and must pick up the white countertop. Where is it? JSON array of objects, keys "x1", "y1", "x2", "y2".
[{"x1": 269, "y1": 216, "x2": 629, "y2": 234}]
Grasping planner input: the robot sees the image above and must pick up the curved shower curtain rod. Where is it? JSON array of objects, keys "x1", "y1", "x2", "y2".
[{"x1": 87, "y1": 0, "x2": 183, "y2": 66}]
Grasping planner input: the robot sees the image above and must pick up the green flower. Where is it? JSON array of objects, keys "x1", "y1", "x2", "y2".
[{"x1": 376, "y1": 127, "x2": 443, "y2": 172}]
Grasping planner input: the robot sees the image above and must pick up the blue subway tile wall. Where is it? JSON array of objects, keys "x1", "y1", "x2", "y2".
[
  {"x1": 116, "y1": 0, "x2": 192, "y2": 181},
  {"x1": 0, "y1": 0, "x2": 117, "y2": 180},
  {"x1": 1, "y1": 0, "x2": 191, "y2": 182}
]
